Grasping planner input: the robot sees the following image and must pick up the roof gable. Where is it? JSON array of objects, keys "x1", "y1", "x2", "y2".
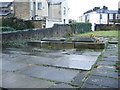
[
  {"x1": 46, "y1": 0, "x2": 65, "y2": 4},
  {"x1": 0, "y1": 2, "x2": 12, "y2": 8}
]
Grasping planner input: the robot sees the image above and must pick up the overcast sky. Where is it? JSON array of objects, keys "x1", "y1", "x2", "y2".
[
  {"x1": 1, "y1": 0, "x2": 120, "y2": 20},
  {"x1": 68, "y1": 0, "x2": 120, "y2": 20}
]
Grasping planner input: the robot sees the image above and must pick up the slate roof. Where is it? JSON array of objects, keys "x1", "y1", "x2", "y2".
[
  {"x1": 46, "y1": 0, "x2": 65, "y2": 4},
  {"x1": 0, "y1": 11, "x2": 10, "y2": 16},
  {"x1": 0, "y1": 2, "x2": 12, "y2": 8},
  {"x1": 97, "y1": 10, "x2": 118, "y2": 14},
  {"x1": 84, "y1": 9, "x2": 119, "y2": 14}
]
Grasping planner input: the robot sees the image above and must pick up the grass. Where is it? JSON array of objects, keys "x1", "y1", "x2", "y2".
[{"x1": 75, "y1": 31, "x2": 118, "y2": 37}]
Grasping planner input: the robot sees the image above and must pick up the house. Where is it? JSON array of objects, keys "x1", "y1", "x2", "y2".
[
  {"x1": 0, "y1": 2, "x2": 14, "y2": 18},
  {"x1": 0, "y1": 0, "x2": 68, "y2": 28},
  {"x1": 14, "y1": 0, "x2": 48, "y2": 20},
  {"x1": 78, "y1": 6, "x2": 120, "y2": 31},
  {"x1": 46, "y1": 0, "x2": 69, "y2": 28}
]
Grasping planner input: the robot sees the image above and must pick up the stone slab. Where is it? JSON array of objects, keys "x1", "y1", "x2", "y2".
[
  {"x1": 18, "y1": 66, "x2": 79, "y2": 83},
  {"x1": 97, "y1": 61, "x2": 116, "y2": 65},
  {"x1": 82, "y1": 83, "x2": 108, "y2": 88},
  {"x1": 86, "y1": 75, "x2": 119, "y2": 88},
  {"x1": 18, "y1": 55, "x2": 57, "y2": 65},
  {"x1": 82, "y1": 52, "x2": 101, "y2": 56},
  {"x1": 2, "y1": 53, "x2": 31, "y2": 62},
  {"x1": 92, "y1": 69, "x2": 118, "y2": 78},
  {"x1": 52, "y1": 55, "x2": 98, "y2": 70},
  {"x1": 49, "y1": 83, "x2": 74, "y2": 88},
  {"x1": 72, "y1": 71, "x2": 89, "y2": 86},
  {"x1": 100, "y1": 57, "x2": 118, "y2": 61},
  {"x1": 2, "y1": 60, "x2": 28, "y2": 72},
  {"x1": 108, "y1": 41, "x2": 118, "y2": 44},
  {"x1": 74, "y1": 42, "x2": 105, "y2": 49},
  {"x1": 95, "y1": 65, "x2": 116, "y2": 71},
  {"x1": 2, "y1": 72, "x2": 54, "y2": 88}
]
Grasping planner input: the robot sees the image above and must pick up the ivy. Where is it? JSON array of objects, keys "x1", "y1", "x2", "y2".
[{"x1": 70, "y1": 22, "x2": 92, "y2": 34}]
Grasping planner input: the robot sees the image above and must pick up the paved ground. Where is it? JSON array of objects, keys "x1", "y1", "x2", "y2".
[{"x1": 1, "y1": 37, "x2": 119, "y2": 88}]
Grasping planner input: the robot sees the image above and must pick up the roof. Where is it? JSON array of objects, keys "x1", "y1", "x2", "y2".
[
  {"x1": 0, "y1": 2, "x2": 12, "y2": 8},
  {"x1": 0, "y1": 11, "x2": 10, "y2": 16},
  {"x1": 46, "y1": 0, "x2": 65, "y2": 4},
  {"x1": 97, "y1": 10, "x2": 118, "y2": 14},
  {"x1": 84, "y1": 9, "x2": 119, "y2": 14}
]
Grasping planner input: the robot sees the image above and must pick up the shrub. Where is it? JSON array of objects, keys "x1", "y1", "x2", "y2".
[
  {"x1": 0, "y1": 27, "x2": 15, "y2": 32},
  {"x1": 70, "y1": 22, "x2": 92, "y2": 34},
  {"x1": 1, "y1": 17, "x2": 34, "y2": 30}
]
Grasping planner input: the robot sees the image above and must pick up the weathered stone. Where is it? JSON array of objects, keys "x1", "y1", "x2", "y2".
[
  {"x1": 49, "y1": 83, "x2": 74, "y2": 88},
  {"x1": 2, "y1": 72, "x2": 54, "y2": 88},
  {"x1": 71, "y1": 71, "x2": 89, "y2": 86},
  {"x1": 100, "y1": 57, "x2": 118, "y2": 61},
  {"x1": 19, "y1": 55, "x2": 57, "y2": 65},
  {"x1": 95, "y1": 65, "x2": 116, "y2": 71},
  {"x1": 97, "y1": 61, "x2": 116, "y2": 65},
  {"x1": 86, "y1": 75, "x2": 119, "y2": 88},
  {"x1": 52, "y1": 55, "x2": 98, "y2": 70},
  {"x1": 82, "y1": 83, "x2": 108, "y2": 88},
  {"x1": 73, "y1": 37, "x2": 96, "y2": 42},
  {"x1": 2, "y1": 60, "x2": 28, "y2": 72},
  {"x1": 49, "y1": 42, "x2": 64, "y2": 49},
  {"x1": 62, "y1": 42, "x2": 74, "y2": 49},
  {"x1": 41, "y1": 41, "x2": 50, "y2": 49},
  {"x1": 92, "y1": 69, "x2": 118, "y2": 78},
  {"x1": 18, "y1": 66, "x2": 79, "y2": 83},
  {"x1": 82, "y1": 52, "x2": 101, "y2": 56},
  {"x1": 74, "y1": 42, "x2": 105, "y2": 49},
  {"x1": 108, "y1": 41, "x2": 118, "y2": 44}
]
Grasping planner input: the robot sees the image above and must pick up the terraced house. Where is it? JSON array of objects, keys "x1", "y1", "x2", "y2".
[
  {"x1": 78, "y1": 6, "x2": 120, "y2": 31},
  {"x1": 0, "y1": 0, "x2": 69, "y2": 28}
]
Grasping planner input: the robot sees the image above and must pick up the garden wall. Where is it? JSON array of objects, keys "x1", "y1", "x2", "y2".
[
  {"x1": 2, "y1": 23, "x2": 92, "y2": 47},
  {"x1": 2, "y1": 24, "x2": 72, "y2": 47}
]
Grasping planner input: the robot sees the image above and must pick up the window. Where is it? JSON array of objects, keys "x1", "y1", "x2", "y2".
[
  {"x1": 109, "y1": 14, "x2": 113, "y2": 19},
  {"x1": 64, "y1": 7, "x2": 66, "y2": 15},
  {"x1": 38, "y1": 2, "x2": 42, "y2": 10}
]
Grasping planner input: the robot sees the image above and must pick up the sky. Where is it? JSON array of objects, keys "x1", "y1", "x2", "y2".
[
  {"x1": 68, "y1": 0, "x2": 120, "y2": 20},
  {"x1": 0, "y1": 0, "x2": 120, "y2": 20}
]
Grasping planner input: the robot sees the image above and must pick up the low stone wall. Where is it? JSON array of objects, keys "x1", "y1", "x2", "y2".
[
  {"x1": 95, "y1": 24, "x2": 120, "y2": 31},
  {"x1": 2, "y1": 24, "x2": 72, "y2": 47}
]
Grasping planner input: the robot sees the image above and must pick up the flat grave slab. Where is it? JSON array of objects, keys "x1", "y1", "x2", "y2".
[
  {"x1": 2, "y1": 72, "x2": 54, "y2": 88},
  {"x1": 81, "y1": 52, "x2": 101, "y2": 56},
  {"x1": 2, "y1": 60, "x2": 28, "y2": 72},
  {"x1": 18, "y1": 66, "x2": 79, "y2": 83},
  {"x1": 52, "y1": 55, "x2": 98, "y2": 70}
]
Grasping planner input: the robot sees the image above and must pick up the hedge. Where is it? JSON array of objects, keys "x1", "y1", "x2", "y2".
[
  {"x1": 0, "y1": 27, "x2": 15, "y2": 32},
  {"x1": 70, "y1": 22, "x2": 92, "y2": 33},
  {"x1": 1, "y1": 17, "x2": 34, "y2": 30}
]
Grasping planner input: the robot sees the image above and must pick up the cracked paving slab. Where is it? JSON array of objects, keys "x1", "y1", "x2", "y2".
[
  {"x1": 2, "y1": 72, "x2": 55, "y2": 88},
  {"x1": 17, "y1": 66, "x2": 80, "y2": 83}
]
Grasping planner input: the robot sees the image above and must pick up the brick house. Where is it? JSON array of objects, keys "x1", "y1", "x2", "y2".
[{"x1": 0, "y1": 0, "x2": 68, "y2": 28}]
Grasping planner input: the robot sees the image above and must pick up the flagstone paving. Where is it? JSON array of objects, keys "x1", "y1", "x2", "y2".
[{"x1": 1, "y1": 38, "x2": 119, "y2": 88}]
